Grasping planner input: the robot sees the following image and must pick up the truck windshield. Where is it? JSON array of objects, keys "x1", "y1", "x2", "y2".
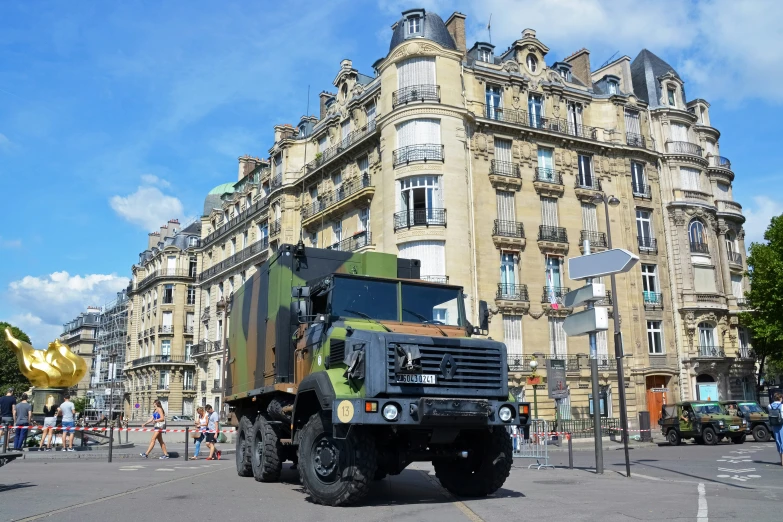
[
  {"x1": 739, "y1": 403, "x2": 765, "y2": 414},
  {"x1": 401, "y1": 283, "x2": 462, "y2": 326},
  {"x1": 692, "y1": 403, "x2": 723, "y2": 415},
  {"x1": 331, "y1": 277, "x2": 398, "y2": 321}
]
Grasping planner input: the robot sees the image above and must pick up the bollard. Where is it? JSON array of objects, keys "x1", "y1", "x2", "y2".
[
  {"x1": 568, "y1": 433, "x2": 573, "y2": 469},
  {"x1": 184, "y1": 427, "x2": 189, "y2": 460},
  {"x1": 2, "y1": 424, "x2": 9, "y2": 453},
  {"x1": 108, "y1": 421, "x2": 114, "y2": 463}
]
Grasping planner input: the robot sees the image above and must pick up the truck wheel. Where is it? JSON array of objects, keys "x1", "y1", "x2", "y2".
[
  {"x1": 702, "y1": 427, "x2": 717, "y2": 446},
  {"x1": 434, "y1": 427, "x2": 512, "y2": 497},
  {"x1": 251, "y1": 417, "x2": 282, "y2": 482},
  {"x1": 752, "y1": 425, "x2": 770, "y2": 442},
  {"x1": 236, "y1": 415, "x2": 254, "y2": 477},
  {"x1": 299, "y1": 412, "x2": 376, "y2": 506},
  {"x1": 732, "y1": 434, "x2": 746, "y2": 444},
  {"x1": 667, "y1": 429, "x2": 680, "y2": 446},
  {"x1": 373, "y1": 467, "x2": 388, "y2": 481}
]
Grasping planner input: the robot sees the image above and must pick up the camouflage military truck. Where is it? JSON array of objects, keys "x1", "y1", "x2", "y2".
[
  {"x1": 722, "y1": 401, "x2": 771, "y2": 442},
  {"x1": 225, "y1": 243, "x2": 531, "y2": 506},
  {"x1": 660, "y1": 401, "x2": 747, "y2": 446}
]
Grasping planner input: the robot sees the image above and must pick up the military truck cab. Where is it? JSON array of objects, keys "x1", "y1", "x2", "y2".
[
  {"x1": 226, "y1": 244, "x2": 530, "y2": 506},
  {"x1": 722, "y1": 401, "x2": 771, "y2": 442},
  {"x1": 660, "y1": 401, "x2": 747, "y2": 446}
]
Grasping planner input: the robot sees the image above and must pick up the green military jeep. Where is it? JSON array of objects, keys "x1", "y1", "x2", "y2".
[
  {"x1": 721, "y1": 401, "x2": 771, "y2": 442},
  {"x1": 660, "y1": 401, "x2": 747, "y2": 446}
]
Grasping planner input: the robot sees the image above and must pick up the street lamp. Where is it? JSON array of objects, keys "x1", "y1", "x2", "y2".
[
  {"x1": 529, "y1": 360, "x2": 539, "y2": 419},
  {"x1": 591, "y1": 192, "x2": 631, "y2": 478}
]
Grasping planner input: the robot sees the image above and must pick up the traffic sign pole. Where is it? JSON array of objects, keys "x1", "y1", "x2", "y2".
[{"x1": 584, "y1": 239, "x2": 603, "y2": 475}]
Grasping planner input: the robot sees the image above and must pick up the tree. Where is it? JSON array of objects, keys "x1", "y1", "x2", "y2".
[
  {"x1": 0, "y1": 322, "x2": 33, "y2": 394},
  {"x1": 72, "y1": 396, "x2": 89, "y2": 414},
  {"x1": 741, "y1": 215, "x2": 783, "y2": 387}
]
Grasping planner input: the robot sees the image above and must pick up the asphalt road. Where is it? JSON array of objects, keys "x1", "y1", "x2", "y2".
[{"x1": 1, "y1": 440, "x2": 781, "y2": 521}]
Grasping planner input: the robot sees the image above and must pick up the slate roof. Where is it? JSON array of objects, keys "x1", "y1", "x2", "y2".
[
  {"x1": 630, "y1": 49, "x2": 683, "y2": 108},
  {"x1": 389, "y1": 10, "x2": 456, "y2": 52}
]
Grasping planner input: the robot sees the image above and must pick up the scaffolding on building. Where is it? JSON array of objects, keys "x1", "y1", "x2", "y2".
[{"x1": 88, "y1": 289, "x2": 130, "y2": 420}]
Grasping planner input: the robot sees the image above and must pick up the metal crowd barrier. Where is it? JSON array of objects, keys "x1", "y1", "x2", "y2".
[{"x1": 511, "y1": 419, "x2": 555, "y2": 470}]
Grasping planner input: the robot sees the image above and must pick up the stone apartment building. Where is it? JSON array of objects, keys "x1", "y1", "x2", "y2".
[
  {"x1": 123, "y1": 220, "x2": 201, "y2": 420},
  {"x1": 192, "y1": 8, "x2": 752, "y2": 425},
  {"x1": 61, "y1": 307, "x2": 101, "y2": 399}
]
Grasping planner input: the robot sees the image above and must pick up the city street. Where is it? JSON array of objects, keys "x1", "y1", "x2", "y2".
[{"x1": 2, "y1": 441, "x2": 781, "y2": 521}]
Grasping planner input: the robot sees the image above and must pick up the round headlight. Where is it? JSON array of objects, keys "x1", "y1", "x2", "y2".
[
  {"x1": 499, "y1": 406, "x2": 513, "y2": 422},
  {"x1": 719, "y1": 420, "x2": 724, "y2": 426},
  {"x1": 382, "y1": 403, "x2": 399, "y2": 421}
]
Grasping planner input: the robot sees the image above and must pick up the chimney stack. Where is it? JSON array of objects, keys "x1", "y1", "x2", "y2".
[
  {"x1": 446, "y1": 12, "x2": 467, "y2": 54},
  {"x1": 565, "y1": 48, "x2": 592, "y2": 88},
  {"x1": 320, "y1": 91, "x2": 334, "y2": 120}
]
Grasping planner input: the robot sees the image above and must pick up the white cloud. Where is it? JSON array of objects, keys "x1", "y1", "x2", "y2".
[
  {"x1": 743, "y1": 196, "x2": 783, "y2": 247},
  {"x1": 0, "y1": 133, "x2": 16, "y2": 152},
  {"x1": 140, "y1": 174, "x2": 170, "y2": 187},
  {"x1": 110, "y1": 185, "x2": 184, "y2": 231},
  {"x1": 5, "y1": 271, "x2": 129, "y2": 346},
  {"x1": 0, "y1": 237, "x2": 22, "y2": 249}
]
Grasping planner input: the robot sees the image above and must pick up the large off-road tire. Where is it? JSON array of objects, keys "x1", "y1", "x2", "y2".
[
  {"x1": 667, "y1": 429, "x2": 680, "y2": 446},
  {"x1": 731, "y1": 434, "x2": 746, "y2": 444},
  {"x1": 236, "y1": 415, "x2": 254, "y2": 477},
  {"x1": 433, "y1": 427, "x2": 513, "y2": 497},
  {"x1": 251, "y1": 417, "x2": 282, "y2": 482},
  {"x1": 702, "y1": 427, "x2": 718, "y2": 446},
  {"x1": 752, "y1": 424, "x2": 770, "y2": 442},
  {"x1": 298, "y1": 412, "x2": 376, "y2": 506}
]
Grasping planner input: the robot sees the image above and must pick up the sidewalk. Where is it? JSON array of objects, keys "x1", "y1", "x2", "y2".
[{"x1": 14, "y1": 443, "x2": 235, "y2": 460}]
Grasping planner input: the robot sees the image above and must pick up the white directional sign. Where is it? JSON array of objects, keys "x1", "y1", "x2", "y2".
[
  {"x1": 563, "y1": 307, "x2": 609, "y2": 337},
  {"x1": 563, "y1": 283, "x2": 606, "y2": 308},
  {"x1": 568, "y1": 248, "x2": 640, "y2": 281}
]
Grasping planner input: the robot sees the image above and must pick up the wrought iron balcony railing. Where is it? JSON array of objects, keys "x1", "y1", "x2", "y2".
[
  {"x1": 158, "y1": 325, "x2": 174, "y2": 334},
  {"x1": 541, "y1": 286, "x2": 570, "y2": 304},
  {"x1": 497, "y1": 284, "x2": 529, "y2": 301},
  {"x1": 392, "y1": 144, "x2": 444, "y2": 167},
  {"x1": 690, "y1": 241, "x2": 709, "y2": 255},
  {"x1": 304, "y1": 119, "x2": 377, "y2": 174},
  {"x1": 484, "y1": 105, "x2": 529, "y2": 125},
  {"x1": 326, "y1": 231, "x2": 372, "y2": 253},
  {"x1": 728, "y1": 251, "x2": 743, "y2": 265},
  {"x1": 538, "y1": 225, "x2": 568, "y2": 243},
  {"x1": 493, "y1": 220, "x2": 525, "y2": 238},
  {"x1": 666, "y1": 141, "x2": 703, "y2": 156},
  {"x1": 632, "y1": 182, "x2": 652, "y2": 198},
  {"x1": 580, "y1": 230, "x2": 607, "y2": 248},
  {"x1": 392, "y1": 84, "x2": 440, "y2": 107},
  {"x1": 131, "y1": 355, "x2": 194, "y2": 368},
  {"x1": 490, "y1": 159, "x2": 520, "y2": 178},
  {"x1": 393, "y1": 208, "x2": 446, "y2": 231},
  {"x1": 302, "y1": 174, "x2": 372, "y2": 220},
  {"x1": 638, "y1": 236, "x2": 658, "y2": 254},
  {"x1": 626, "y1": 132, "x2": 646, "y2": 148},
  {"x1": 270, "y1": 219, "x2": 281, "y2": 236},
  {"x1": 534, "y1": 167, "x2": 563, "y2": 185},
  {"x1": 698, "y1": 345, "x2": 725, "y2": 358},
  {"x1": 643, "y1": 291, "x2": 663, "y2": 309},
  {"x1": 575, "y1": 176, "x2": 601, "y2": 191},
  {"x1": 197, "y1": 237, "x2": 269, "y2": 282},
  {"x1": 137, "y1": 269, "x2": 195, "y2": 290},
  {"x1": 480, "y1": 104, "x2": 602, "y2": 141},
  {"x1": 709, "y1": 155, "x2": 731, "y2": 169},
  {"x1": 201, "y1": 196, "x2": 270, "y2": 248}
]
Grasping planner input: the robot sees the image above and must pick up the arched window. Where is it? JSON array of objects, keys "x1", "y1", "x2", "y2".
[
  {"x1": 689, "y1": 219, "x2": 707, "y2": 247},
  {"x1": 697, "y1": 322, "x2": 718, "y2": 356},
  {"x1": 526, "y1": 53, "x2": 538, "y2": 73}
]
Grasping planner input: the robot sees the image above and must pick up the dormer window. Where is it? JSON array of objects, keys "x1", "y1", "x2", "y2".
[
  {"x1": 526, "y1": 53, "x2": 538, "y2": 73},
  {"x1": 297, "y1": 124, "x2": 308, "y2": 138},
  {"x1": 559, "y1": 68, "x2": 570, "y2": 82},
  {"x1": 477, "y1": 44, "x2": 493, "y2": 63},
  {"x1": 667, "y1": 87, "x2": 676, "y2": 106},
  {"x1": 407, "y1": 15, "x2": 421, "y2": 36},
  {"x1": 607, "y1": 80, "x2": 619, "y2": 95}
]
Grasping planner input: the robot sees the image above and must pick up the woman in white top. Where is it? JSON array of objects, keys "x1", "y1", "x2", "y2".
[{"x1": 190, "y1": 407, "x2": 209, "y2": 460}]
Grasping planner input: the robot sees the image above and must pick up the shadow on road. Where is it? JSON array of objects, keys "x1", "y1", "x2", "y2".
[{"x1": 0, "y1": 482, "x2": 36, "y2": 493}]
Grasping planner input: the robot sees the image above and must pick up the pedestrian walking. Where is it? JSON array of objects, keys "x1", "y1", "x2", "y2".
[
  {"x1": 189, "y1": 407, "x2": 208, "y2": 460},
  {"x1": 39, "y1": 395, "x2": 58, "y2": 451},
  {"x1": 13, "y1": 393, "x2": 32, "y2": 450},
  {"x1": 204, "y1": 404, "x2": 221, "y2": 460},
  {"x1": 0, "y1": 388, "x2": 15, "y2": 448},
  {"x1": 769, "y1": 392, "x2": 783, "y2": 466},
  {"x1": 140, "y1": 400, "x2": 170, "y2": 459},
  {"x1": 56, "y1": 394, "x2": 77, "y2": 451}
]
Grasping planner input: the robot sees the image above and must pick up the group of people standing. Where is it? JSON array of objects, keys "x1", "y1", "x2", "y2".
[
  {"x1": 139, "y1": 401, "x2": 221, "y2": 461},
  {"x1": 0, "y1": 388, "x2": 78, "y2": 451}
]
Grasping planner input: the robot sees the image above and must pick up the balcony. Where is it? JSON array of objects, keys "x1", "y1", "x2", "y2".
[
  {"x1": 183, "y1": 383, "x2": 197, "y2": 392},
  {"x1": 698, "y1": 345, "x2": 725, "y2": 358},
  {"x1": 489, "y1": 159, "x2": 522, "y2": 191},
  {"x1": 304, "y1": 119, "x2": 378, "y2": 175},
  {"x1": 537, "y1": 225, "x2": 569, "y2": 255},
  {"x1": 533, "y1": 167, "x2": 564, "y2": 197},
  {"x1": 483, "y1": 105, "x2": 529, "y2": 125},
  {"x1": 541, "y1": 286, "x2": 570, "y2": 307},
  {"x1": 393, "y1": 208, "x2": 447, "y2": 231},
  {"x1": 685, "y1": 293, "x2": 728, "y2": 309},
  {"x1": 495, "y1": 284, "x2": 530, "y2": 314},
  {"x1": 737, "y1": 298, "x2": 750, "y2": 309},
  {"x1": 632, "y1": 182, "x2": 652, "y2": 199},
  {"x1": 728, "y1": 251, "x2": 743, "y2": 269},
  {"x1": 643, "y1": 291, "x2": 663, "y2": 310},
  {"x1": 130, "y1": 355, "x2": 194, "y2": 368},
  {"x1": 392, "y1": 84, "x2": 440, "y2": 108},
  {"x1": 197, "y1": 237, "x2": 269, "y2": 283},
  {"x1": 183, "y1": 325, "x2": 195, "y2": 335},
  {"x1": 690, "y1": 241, "x2": 709, "y2": 255},
  {"x1": 158, "y1": 325, "x2": 174, "y2": 335},
  {"x1": 136, "y1": 269, "x2": 194, "y2": 291},
  {"x1": 270, "y1": 219, "x2": 281, "y2": 237},
  {"x1": 492, "y1": 220, "x2": 526, "y2": 250},
  {"x1": 191, "y1": 340, "x2": 223, "y2": 359},
  {"x1": 421, "y1": 275, "x2": 449, "y2": 284},
  {"x1": 574, "y1": 176, "x2": 602, "y2": 202},
  {"x1": 666, "y1": 141, "x2": 703, "y2": 157},
  {"x1": 679, "y1": 190, "x2": 713, "y2": 205},
  {"x1": 579, "y1": 230, "x2": 607, "y2": 253},
  {"x1": 716, "y1": 199, "x2": 744, "y2": 221},
  {"x1": 302, "y1": 174, "x2": 374, "y2": 224},
  {"x1": 479, "y1": 104, "x2": 603, "y2": 142},
  {"x1": 507, "y1": 354, "x2": 581, "y2": 373},
  {"x1": 327, "y1": 231, "x2": 372, "y2": 253},
  {"x1": 708, "y1": 155, "x2": 731, "y2": 170},
  {"x1": 201, "y1": 197, "x2": 270, "y2": 248},
  {"x1": 626, "y1": 132, "x2": 646, "y2": 148},
  {"x1": 392, "y1": 144, "x2": 444, "y2": 168},
  {"x1": 644, "y1": 354, "x2": 679, "y2": 372},
  {"x1": 212, "y1": 379, "x2": 222, "y2": 393}
]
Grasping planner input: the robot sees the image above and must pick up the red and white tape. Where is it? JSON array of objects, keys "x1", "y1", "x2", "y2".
[{"x1": 3, "y1": 426, "x2": 236, "y2": 434}]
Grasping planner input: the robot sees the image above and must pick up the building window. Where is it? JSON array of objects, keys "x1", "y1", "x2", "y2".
[
  {"x1": 204, "y1": 288, "x2": 210, "y2": 308},
  {"x1": 485, "y1": 84, "x2": 502, "y2": 119},
  {"x1": 641, "y1": 264, "x2": 658, "y2": 293},
  {"x1": 185, "y1": 342, "x2": 193, "y2": 362},
  {"x1": 188, "y1": 236, "x2": 199, "y2": 247},
  {"x1": 366, "y1": 102, "x2": 376, "y2": 123},
  {"x1": 541, "y1": 197, "x2": 558, "y2": 227},
  {"x1": 647, "y1": 321, "x2": 663, "y2": 354},
  {"x1": 407, "y1": 15, "x2": 421, "y2": 35},
  {"x1": 558, "y1": 67, "x2": 571, "y2": 82},
  {"x1": 548, "y1": 317, "x2": 567, "y2": 357},
  {"x1": 667, "y1": 87, "x2": 676, "y2": 106},
  {"x1": 309, "y1": 231, "x2": 318, "y2": 248},
  {"x1": 318, "y1": 134, "x2": 327, "y2": 152},
  {"x1": 258, "y1": 222, "x2": 268, "y2": 241},
  {"x1": 526, "y1": 53, "x2": 538, "y2": 73},
  {"x1": 636, "y1": 209, "x2": 653, "y2": 247},
  {"x1": 503, "y1": 315, "x2": 523, "y2": 356},
  {"x1": 499, "y1": 253, "x2": 517, "y2": 296},
  {"x1": 689, "y1": 219, "x2": 707, "y2": 246},
  {"x1": 161, "y1": 340, "x2": 171, "y2": 360},
  {"x1": 243, "y1": 230, "x2": 249, "y2": 249},
  {"x1": 528, "y1": 94, "x2": 543, "y2": 128},
  {"x1": 607, "y1": 80, "x2": 618, "y2": 95},
  {"x1": 680, "y1": 167, "x2": 701, "y2": 191},
  {"x1": 228, "y1": 277, "x2": 234, "y2": 295},
  {"x1": 738, "y1": 327, "x2": 752, "y2": 358},
  {"x1": 332, "y1": 221, "x2": 342, "y2": 247},
  {"x1": 163, "y1": 284, "x2": 174, "y2": 304},
  {"x1": 397, "y1": 175, "x2": 442, "y2": 220},
  {"x1": 577, "y1": 154, "x2": 593, "y2": 187},
  {"x1": 230, "y1": 238, "x2": 236, "y2": 256},
  {"x1": 698, "y1": 322, "x2": 717, "y2": 354},
  {"x1": 567, "y1": 102, "x2": 583, "y2": 135},
  {"x1": 218, "y1": 282, "x2": 224, "y2": 300},
  {"x1": 159, "y1": 370, "x2": 170, "y2": 389},
  {"x1": 240, "y1": 270, "x2": 246, "y2": 284},
  {"x1": 631, "y1": 162, "x2": 646, "y2": 195},
  {"x1": 731, "y1": 274, "x2": 744, "y2": 300},
  {"x1": 188, "y1": 285, "x2": 197, "y2": 305},
  {"x1": 398, "y1": 240, "x2": 445, "y2": 281},
  {"x1": 189, "y1": 257, "x2": 197, "y2": 277},
  {"x1": 478, "y1": 46, "x2": 493, "y2": 63},
  {"x1": 332, "y1": 171, "x2": 342, "y2": 192},
  {"x1": 341, "y1": 119, "x2": 350, "y2": 141},
  {"x1": 359, "y1": 208, "x2": 370, "y2": 232}
]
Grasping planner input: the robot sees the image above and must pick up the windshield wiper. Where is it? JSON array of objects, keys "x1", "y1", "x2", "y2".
[
  {"x1": 343, "y1": 309, "x2": 392, "y2": 332},
  {"x1": 402, "y1": 308, "x2": 448, "y2": 337}
]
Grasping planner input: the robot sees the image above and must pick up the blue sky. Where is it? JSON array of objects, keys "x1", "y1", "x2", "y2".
[{"x1": 2, "y1": 0, "x2": 781, "y2": 345}]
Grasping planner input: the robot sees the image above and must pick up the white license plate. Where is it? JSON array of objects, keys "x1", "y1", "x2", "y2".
[
  {"x1": 396, "y1": 374, "x2": 437, "y2": 384},
  {"x1": 730, "y1": 425, "x2": 739, "y2": 430}
]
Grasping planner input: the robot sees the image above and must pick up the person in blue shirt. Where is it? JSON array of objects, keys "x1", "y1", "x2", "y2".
[
  {"x1": 140, "y1": 400, "x2": 170, "y2": 459},
  {"x1": 770, "y1": 392, "x2": 783, "y2": 466}
]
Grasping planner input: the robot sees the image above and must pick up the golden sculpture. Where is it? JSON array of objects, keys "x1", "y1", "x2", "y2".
[{"x1": 4, "y1": 328, "x2": 87, "y2": 388}]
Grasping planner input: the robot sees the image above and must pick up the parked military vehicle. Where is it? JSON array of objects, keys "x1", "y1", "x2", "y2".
[
  {"x1": 225, "y1": 243, "x2": 531, "y2": 506},
  {"x1": 660, "y1": 401, "x2": 747, "y2": 445},
  {"x1": 721, "y1": 401, "x2": 771, "y2": 442}
]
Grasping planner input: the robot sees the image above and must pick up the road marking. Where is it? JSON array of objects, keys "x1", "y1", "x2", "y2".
[
  {"x1": 16, "y1": 466, "x2": 228, "y2": 521},
  {"x1": 118, "y1": 468, "x2": 138, "y2": 471},
  {"x1": 717, "y1": 467, "x2": 756, "y2": 473},
  {"x1": 417, "y1": 470, "x2": 485, "y2": 522},
  {"x1": 697, "y1": 483, "x2": 708, "y2": 522},
  {"x1": 155, "y1": 468, "x2": 175, "y2": 472}
]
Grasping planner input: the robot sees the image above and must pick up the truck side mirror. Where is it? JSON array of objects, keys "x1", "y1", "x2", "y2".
[
  {"x1": 292, "y1": 286, "x2": 311, "y2": 298},
  {"x1": 295, "y1": 301, "x2": 308, "y2": 323},
  {"x1": 478, "y1": 300, "x2": 489, "y2": 332}
]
